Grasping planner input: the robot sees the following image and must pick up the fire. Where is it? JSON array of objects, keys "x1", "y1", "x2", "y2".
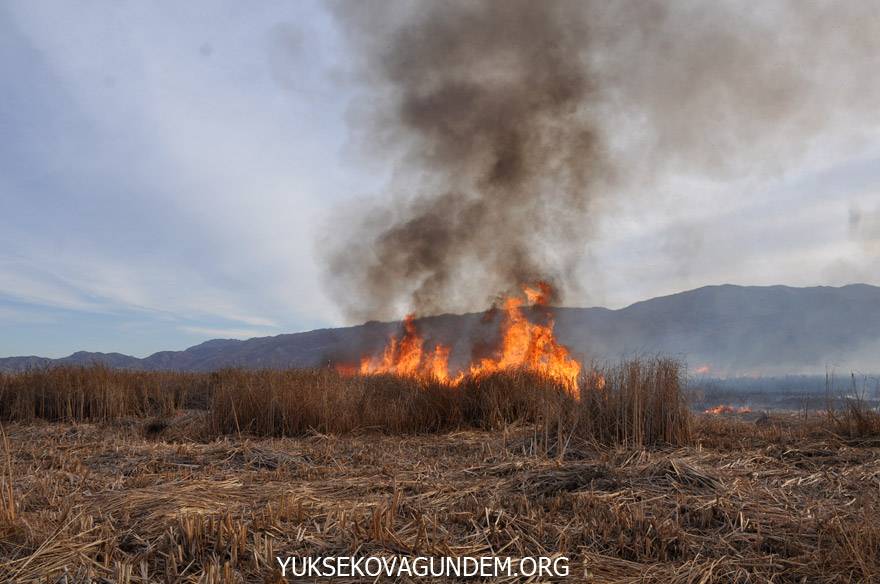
[
  {"x1": 703, "y1": 405, "x2": 752, "y2": 415},
  {"x1": 694, "y1": 364, "x2": 711, "y2": 375},
  {"x1": 523, "y1": 280, "x2": 553, "y2": 305},
  {"x1": 355, "y1": 282, "x2": 582, "y2": 398},
  {"x1": 359, "y1": 315, "x2": 452, "y2": 382},
  {"x1": 467, "y1": 285, "x2": 581, "y2": 398}
]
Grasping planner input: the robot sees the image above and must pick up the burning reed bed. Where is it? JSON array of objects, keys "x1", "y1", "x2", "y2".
[
  {"x1": 207, "y1": 359, "x2": 692, "y2": 448},
  {"x1": 1, "y1": 359, "x2": 692, "y2": 447},
  {"x1": 0, "y1": 364, "x2": 879, "y2": 582}
]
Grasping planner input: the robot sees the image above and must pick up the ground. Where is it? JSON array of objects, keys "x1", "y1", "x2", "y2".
[{"x1": 0, "y1": 414, "x2": 878, "y2": 583}]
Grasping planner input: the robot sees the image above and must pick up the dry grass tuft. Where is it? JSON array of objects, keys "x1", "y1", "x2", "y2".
[
  {"x1": 827, "y1": 397, "x2": 880, "y2": 440},
  {"x1": 576, "y1": 359, "x2": 692, "y2": 448},
  {"x1": 457, "y1": 369, "x2": 570, "y2": 430},
  {"x1": 822, "y1": 373, "x2": 880, "y2": 440}
]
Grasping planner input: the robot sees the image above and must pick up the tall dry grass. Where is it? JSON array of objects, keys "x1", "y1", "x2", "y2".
[
  {"x1": 824, "y1": 372, "x2": 880, "y2": 439},
  {"x1": 457, "y1": 369, "x2": 572, "y2": 429},
  {"x1": 826, "y1": 397, "x2": 880, "y2": 439},
  {"x1": 208, "y1": 369, "x2": 461, "y2": 435},
  {"x1": 0, "y1": 366, "x2": 207, "y2": 422},
  {"x1": 576, "y1": 359, "x2": 692, "y2": 447},
  {"x1": 0, "y1": 360, "x2": 693, "y2": 446}
]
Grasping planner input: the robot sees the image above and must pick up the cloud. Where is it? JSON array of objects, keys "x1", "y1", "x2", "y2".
[
  {"x1": 0, "y1": 259, "x2": 104, "y2": 313},
  {"x1": 1, "y1": 1, "x2": 349, "y2": 353},
  {"x1": 179, "y1": 326, "x2": 274, "y2": 340},
  {"x1": 0, "y1": 307, "x2": 56, "y2": 325},
  {"x1": 1, "y1": 1, "x2": 880, "y2": 358}
]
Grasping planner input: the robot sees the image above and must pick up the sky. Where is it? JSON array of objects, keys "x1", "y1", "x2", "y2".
[{"x1": 2, "y1": 1, "x2": 880, "y2": 358}]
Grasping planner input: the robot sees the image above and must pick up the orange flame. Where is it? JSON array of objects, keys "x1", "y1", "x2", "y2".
[
  {"x1": 356, "y1": 282, "x2": 582, "y2": 399},
  {"x1": 523, "y1": 280, "x2": 553, "y2": 305},
  {"x1": 467, "y1": 284, "x2": 581, "y2": 398},
  {"x1": 359, "y1": 314, "x2": 451, "y2": 382},
  {"x1": 703, "y1": 405, "x2": 752, "y2": 415}
]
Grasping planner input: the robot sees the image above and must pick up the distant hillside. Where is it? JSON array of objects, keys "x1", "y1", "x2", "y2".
[{"x1": 2, "y1": 284, "x2": 879, "y2": 376}]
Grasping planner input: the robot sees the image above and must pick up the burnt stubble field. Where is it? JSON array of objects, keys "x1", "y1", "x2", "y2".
[{"x1": 0, "y1": 365, "x2": 878, "y2": 582}]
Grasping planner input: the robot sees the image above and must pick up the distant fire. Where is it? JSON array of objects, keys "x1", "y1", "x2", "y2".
[
  {"x1": 356, "y1": 282, "x2": 582, "y2": 398},
  {"x1": 694, "y1": 364, "x2": 711, "y2": 375},
  {"x1": 704, "y1": 405, "x2": 752, "y2": 415}
]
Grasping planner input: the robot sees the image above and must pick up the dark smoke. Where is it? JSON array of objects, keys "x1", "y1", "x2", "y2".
[{"x1": 324, "y1": 1, "x2": 880, "y2": 322}]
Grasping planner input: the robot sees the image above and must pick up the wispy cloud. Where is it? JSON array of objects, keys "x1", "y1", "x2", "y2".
[
  {"x1": 0, "y1": 0, "x2": 347, "y2": 358},
  {"x1": 0, "y1": 306, "x2": 56, "y2": 324},
  {"x1": 179, "y1": 326, "x2": 275, "y2": 340}
]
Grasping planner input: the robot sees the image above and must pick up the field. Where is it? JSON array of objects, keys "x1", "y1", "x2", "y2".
[{"x1": 0, "y1": 365, "x2": 878, "y2": 582}]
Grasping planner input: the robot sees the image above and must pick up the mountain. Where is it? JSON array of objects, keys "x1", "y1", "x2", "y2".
[
  {"x1": 2, "y1": 284, "x2": 879, "y2": 376},
  {"x1": 553, "y1": 283, "x2": 880, "y2": 375}
]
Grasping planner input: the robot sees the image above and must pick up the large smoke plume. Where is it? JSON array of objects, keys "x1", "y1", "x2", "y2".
[{"x1": 324, "y1": 1, "x2": 880, "y2": 322}]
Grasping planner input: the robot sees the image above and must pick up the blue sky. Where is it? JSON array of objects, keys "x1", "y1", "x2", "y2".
[{"x1": 2, "y1": 1, "x2": 880, "y2": 358}]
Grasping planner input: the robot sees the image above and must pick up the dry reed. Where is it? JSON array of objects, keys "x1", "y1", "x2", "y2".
[
  {"x1": 0, "y1": 361, "x2": 692, "y2": 448},
  {"x1": 824, "y1": 374, "x2": 880, "y2": 439},
  {"x1": 576, "y1": 359, "x2": 692, "y2": 447},
  {"x1": 208, "y1": 369, "x2": 461, "y2": 436},
  {"x1": 0, "y1": 366, "x2": 207, "y2": 422}
]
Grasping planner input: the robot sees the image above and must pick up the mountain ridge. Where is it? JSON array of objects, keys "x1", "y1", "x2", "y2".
[{"x1": 2, "y1": 284, "x2": 878, "y2": 376}]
